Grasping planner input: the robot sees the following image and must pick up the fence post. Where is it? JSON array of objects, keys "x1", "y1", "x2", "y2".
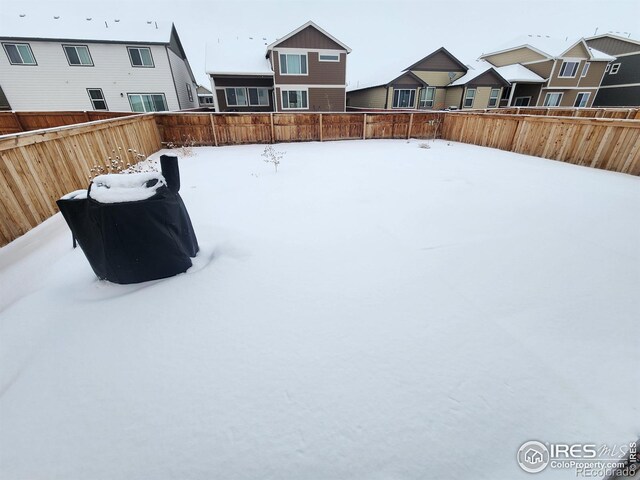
[
  {"x1": 270, "y1": 113, "x2": 275, "y2": 144},
  {"x1": 319, "y1": 113, "x2": 323, "y2": 142},
  {"x1": 363, "y1": 113, "x2": 367, "y2": 140},
  {"x1": 407, "y1": 113, "x2": 414, "y2": 139},
  {"x1": 209, "y1": 114, "x2": 218, "y2": 147}
]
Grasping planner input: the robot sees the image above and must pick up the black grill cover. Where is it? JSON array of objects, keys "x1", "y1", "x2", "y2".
[{"x1": 56, "y1": 155, "x2": 199, "y2": 284}]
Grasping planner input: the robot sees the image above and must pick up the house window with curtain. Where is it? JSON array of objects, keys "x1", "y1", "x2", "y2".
[
  {"x1": 488, "y1": 88, "x2": 500, "y2": 107},
  {"x1": 463, "y1": 88, "x2": 476, "y2": 108},
  {"x1": 281, "y1": 89, "x2": 308, "y2": 109},
  {"x1": 392, "y1": 89, "x2": 416, "y2": 108},
  {"x1": 418, "y1": 87, "x2": 435, "y2": 108},
  {"x1": 279, "y1": 53, "x2": 307, "y2": 75}
]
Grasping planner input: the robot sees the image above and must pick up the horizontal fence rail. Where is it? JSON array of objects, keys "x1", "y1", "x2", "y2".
[
  {"x1": 468, "y1": 107, "x2": 640, "y2": 120},
  {"x1": 0, "y1": 110, "x2": 638, "y2": 246},
  {"x1": 0, "y1": 111, "x2": 138, "y2": 136}
]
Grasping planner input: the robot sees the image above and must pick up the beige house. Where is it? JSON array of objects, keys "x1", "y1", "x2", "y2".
[
  {"x1": 444, "y1": 66, "x2": 510, "y2": 109},
  {"x1": 347, "y1": 48, "x2": 468, "y2": 110},
  {"x1": 479, "y1": 36, "x2": 615, "y2": 107}
]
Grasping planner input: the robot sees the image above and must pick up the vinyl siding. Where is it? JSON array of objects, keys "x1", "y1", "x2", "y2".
[
  {"x1": 538, "y1": 88, "x2": 598, "y2": 107},
  {"x1": 407, "y1": 50, "x2": 466, "y2": 71},
  {"x1": 0, "y1": 40, "x2": 180, "y2": 111},
  {"x1": 411, "y1": 70, "x2": 464, "y2": 86},
  {"x1": 444, "y1": 87, "x2": 463, "y2": 109},
  {"x1": 594, "y1": 85, "x2": 640, "y2": 106},
  {"x1": 586, "y1": 37, "x2": 640, "y2": 56},
  {"x1": 483, "y1": 47, "x2": 547, "y2": 67},
  {"x1": 276, "y1": 86, "x2": 345, "y2": 111},
  {"x1": 599, "y1": 53, "x2": 640, "y2": 86},
  {"x1": 273, "y1": 51, "x2": 346, "y2": 85},
  {"x1": 346, "y1": 86, "x2": 387, "y2": 109},
  {"x1": 549, "y1": 59, "x2": 608, "y2": 88},
  {"x1": 563, "y1": 42, "x2": 590, "y2": 58},
  {"x1": 524, "y1": 60, "x2": 554, "y2": 79},
  {"x1": 275, "y1": 26, "x2": 344, "y2": 50},
  {"x1": 168, "y1": 48, "x2": 198, "y2": 110}
]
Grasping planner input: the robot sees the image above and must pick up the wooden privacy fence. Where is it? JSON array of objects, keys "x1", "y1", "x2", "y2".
[
  {"x1": 0, "y1": 110, "x2": 639, "y2": 247},
  {"x1": 469, "y1": 107, "x2": 640, "y2": 119},
  {"x1": 441, "y1": 112, "x2": 640, "y2": 175},
  {"x1": 0, "y1": 114, "x2": 161, "y2": 245},
  {"x1": 154, "y1": 112, "x2": 442, "y2": 146},
  {"x1": 0, "y1": 111, "x2": 138, "y2": 135}
]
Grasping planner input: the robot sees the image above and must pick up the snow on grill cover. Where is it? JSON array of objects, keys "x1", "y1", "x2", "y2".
[{"x1": 56, "y1": 155, "x2": 199, "y2": 284}]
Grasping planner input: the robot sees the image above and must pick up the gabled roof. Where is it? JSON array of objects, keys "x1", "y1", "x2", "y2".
[
  {"x1": 403, "y1": 47, "x2": 468, "y2": 72},
  {"x1": 480, "y1": 35, "x2": 615, "y2": 62},
  {"x1": 266, "y1": 21, "x2": 351, "y2": 53},
  {"x1": 563, "y1": 39, "x2": 615, "y2": 61},
  {"x1": 585, "y1": 33, "x2": 640, "y2": 47},
  {"x1": 449, "y1": 65, "x2": 509, "y2": 86},
  {"x1": 388, "y1": 71, "x2": 429, "y2": 86},
  {"x1": 0, "y1": 14, "x2": 174, "y2": 44},
  {"x1": 495, "y1": 64, "x2": 545, "y2": 83}
]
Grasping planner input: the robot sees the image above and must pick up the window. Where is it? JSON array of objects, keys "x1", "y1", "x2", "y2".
[
  {"x1": 199, "y1": 96, "x2": 214, "y2": 105},
  {"x1": 558, "y1": 61, "x2": 579, "y2": 78},
  {"x1": 225, "y1": 88, "x2": 247, "y2": 107},
  {"x1": 279, "y1": 53, "x2": 307, "y2": 75},
  {"x1": 127, "y1": 47, "x2": 154, "y2": 67},
  {"x1": 488, "y1": 88, "x2": 500, "y2": 108},
  {"x1": 248, "y1": 88, "x2": 270, "y2": 106},
  {"x1": 87, "y1": 89, "x2": 108, "y2": 110},
  {"x1": 574, "y1": 92, "x2": 590, "y2": 108},
  {"x1": 318, "y1": 53, "x2": 339, "y2": 62},
  {"x1": 2, "y1": 43, "x2": 36, "y2": 65},
  {"x1": 514, "y1": 97, "x2": 531, "y2": 107},
  {"x1": 581, "y1": 62, "x2": 590, "y2": 78},
  {"x1": 63, "y1": 45, "x2": 93, "y2": 66},
  {"x1": 609, "y1": 63, "x2": 621, "y2": 74},
  {"x1": 186, "y1": 84, "x2": 193, "y2": 102},
  {"x1": 392, "y1": 89, "x2": 416, "y2": 108},
  {"x1": 543, "y1": 92, "x2": 563, "y2": 107},
  {"x1": 281, "y1": 89, "x2": 308, "y2": 109},
  {"x1": 418, "y1": 87, "x2": 435, "y2": 108},
  {"x1": 463, "y1": 88, "x2": 476, "y2": 108},
  {"x1": 128, "y1": 93, "x2": 167, "y2": 112}
]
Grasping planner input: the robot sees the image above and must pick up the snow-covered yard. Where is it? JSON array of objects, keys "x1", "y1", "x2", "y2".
[{"x1": 1, "y1": 139, "x2": 638, "y2": 479}]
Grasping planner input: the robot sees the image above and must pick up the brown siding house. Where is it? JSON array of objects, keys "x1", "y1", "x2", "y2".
[{"x1": 206, "y1": 21, "x2": 350, "y2": 112}]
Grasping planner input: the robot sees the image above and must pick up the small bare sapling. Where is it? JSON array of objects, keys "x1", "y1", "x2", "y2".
[{"x1": 261, "y1": 145, "x2": 286, "y2": 173}]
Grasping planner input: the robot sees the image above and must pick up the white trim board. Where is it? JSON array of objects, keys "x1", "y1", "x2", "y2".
[
  {"x1": 274, "y1": 84, "x2": 346, "y2": 89},
  {"x1": 267, "y1": 21, "x2": 351, "y2": 53},
  {"x1": 597, "y1": 82, "x2": 640, "y2": 88}
]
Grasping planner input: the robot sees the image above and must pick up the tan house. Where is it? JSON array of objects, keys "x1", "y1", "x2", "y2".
[
  {"x1": 347, "y1": 48, "x2": 468, "y2": 110},
  {"x1": 206, "y1": 21, "x2": 351, "y2": 112},
  {"x1": 444, "y1": 65, "x2": 510, "y2": 109},
  {"x1": 479, "y1": 35, "x2": 615, "y2": 107}
]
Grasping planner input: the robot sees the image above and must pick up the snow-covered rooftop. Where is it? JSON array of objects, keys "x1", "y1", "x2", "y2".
[
  {"x1": 205, "y1": 37, "x2": 274, "y2": 75},
  {"x1": 495, "y1": 63, "x2": 545, "y2": 82},
  {"x1": 0, "y1": 13, "x2": 174, "y2": 43},
  {"x1": 484, "y1": 35, "x2": 615, "y2": 61}
]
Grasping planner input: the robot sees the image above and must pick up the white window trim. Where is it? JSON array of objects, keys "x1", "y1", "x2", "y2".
[
  {"x1": 224, "y1": 87, "x2": 248, "y2": 107},
  {"x1": 87, "y1": 88, "x2": 108, "y2": 111},
  {"x1": 543, "y1": 92, "x2": 563, "y2": 107},
  {"x1": 558, "y1": 60, "x2": 580, "y2": 78},
  {"x1": 488, "y1": 88, "x2": 501, "y2": 107},
  {"x1": 605, "y1": 63, "x2": 611, "y2": 73},
  {"x1": 392, "y1": 89, "x2": 417, "y2": 109},
  {"x1": 609, "y1": 63, "x2": 621, "y2": 75},
  {"x1": 418, "y1": 87, "x2": 436, "y2": 108},
  {"x1": 2, "y1": 42, "x2": 37, "y2": 65},
  {"x1": 463, "y1": 88, "x2": 476, "y2": 108},
  {"x1": 514, "y1": 96, "x2": 531, "y2": 106},
  {"x1": 279, "y1": 52, "x2": 308, "y2": 76},
  {"x1": 127, "y1": 46, "x2": 154, "y2": 68},
  {"x1": 280, "y1": 88, "x2": 309, "y2": 110},
  {"x1": 318, "y1": 53, "x2": 340, "y2": 62},
  {"x1": 247, "y1": 87, "x2": 270, "y2": 107},
  {"x1": 127, "y1": 93, "x2": 167, "y2": 112},
  {"x1": 574, "y1": 92, "x2": 590, "y2": 108},
  {"x1": 581, "y1": 62, "x2": 590, "y2": 78}
]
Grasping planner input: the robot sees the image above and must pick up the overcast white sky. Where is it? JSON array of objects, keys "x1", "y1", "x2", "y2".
[{"x1": 1, "y1": 0, "x2": 638, "y2": 87}]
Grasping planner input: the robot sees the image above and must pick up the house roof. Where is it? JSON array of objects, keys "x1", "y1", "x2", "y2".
[
  {"x1": 266, "y1": 21, "x2": 351, "y2": 53},
  {"x1": 205, "y1": 37, "x2": 274, "y2": 76},
  {"x1": 402, "y1": 47, "x2": 468, "y2": 72},
  {"x1": 495, "y1": 64, "x2": 545, "y2": 83},
  {"x1": 481, "y1": 35, "x2": 615, "y2": 62},
  {"x1": 448, "y1": 64, "x2": 509, "y2": 86},
  {"x1": 585, "y1": 33, "x2": 640, "y2": 47},
  {"x1": 0, "y1": 14, "x2": 174, "y2": 44}
]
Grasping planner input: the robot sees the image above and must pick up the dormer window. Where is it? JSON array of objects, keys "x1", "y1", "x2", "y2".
[
  {"x1": 279, "y1": 53, "x2": 307, "y2": 75},
  {"x1": 2, "y1": 43, "x2": 36, "y2": 65},
  {"x1": 558, "y1": 61, "x2": 579, "y2": 78}
]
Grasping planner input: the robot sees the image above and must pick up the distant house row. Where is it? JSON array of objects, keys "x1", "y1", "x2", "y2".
[
  {"x1": 347, "y1": 34, "x2": 640, "y2": 110},
  {"x1": 0, "y1": 17, "x2": 638, "y2": 113}
]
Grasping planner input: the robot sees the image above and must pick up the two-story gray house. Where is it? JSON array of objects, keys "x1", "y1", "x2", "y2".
[
  {"x1": 0, "y1": 17, "x2": 198, "y2": 112},
  {"x1": 206, "y1": 21, "x2": 351, "y2": 112}
]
